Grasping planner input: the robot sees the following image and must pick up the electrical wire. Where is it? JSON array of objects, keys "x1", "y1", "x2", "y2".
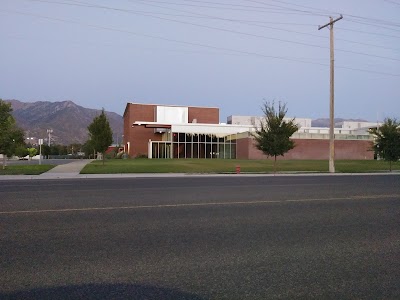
[
  {"x1": 249, "y1": 0, "x2": 338, "y2": 15},
  {"x1": 124, "y1": 0, "x2": 400, "y2": 51},
  {"x1": 345, "y1": 19, "x2": 400, "y2": 33},
  {"x1": 384, "y1": 0, "x2": 400, "y2": 6},
  {"x1": 36, "y1": 0, "x2": 397, "y2": 53},
  {"x1": 2, "y1": 9, "x2": 399, "y2": 77},
  {"x1": 252, "y1": 0, "x2": 400, "y2": 28},
  {"x1": 127, "y1": 0, "x2": 330, "y2": 16},
  {"x1": 336, "y1": 27, "x2": 400, "y2": 39},
  {"x1": 246, "y1": 0, "x2": 334, "y2": 16},
  {"x1": 26, "y1": 0, "x2": 400, "y2": 59}
]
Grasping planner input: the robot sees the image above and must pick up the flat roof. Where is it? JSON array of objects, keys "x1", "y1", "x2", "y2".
[
  {"x1": 124, "y1": 102, "x2": 219, "y2": 117},
  {"x1": 127, "y1": 102, "x2": 219, "y2": 109}
]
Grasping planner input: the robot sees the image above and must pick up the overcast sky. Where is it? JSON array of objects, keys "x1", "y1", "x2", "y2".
[{"x1": 1, "y1": 0, "x2": 399, "y2": 122}]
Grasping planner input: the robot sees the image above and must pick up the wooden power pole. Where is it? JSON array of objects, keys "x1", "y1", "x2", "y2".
[{"x1": 319, "y1": 15, "x2": 343, "y2": 173}]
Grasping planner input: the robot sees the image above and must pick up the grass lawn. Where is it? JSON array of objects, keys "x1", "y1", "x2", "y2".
[
  {"x1": 0, "y1": 165, "x2": 55, "y2": 175},
  {"x1": 81, "y1": 159, "x2": 400, "y2": 174}
]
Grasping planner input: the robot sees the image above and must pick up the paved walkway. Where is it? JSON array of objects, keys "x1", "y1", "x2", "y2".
[{"x1": 38, "y1": 159, "x2": 94, "y2": 178}]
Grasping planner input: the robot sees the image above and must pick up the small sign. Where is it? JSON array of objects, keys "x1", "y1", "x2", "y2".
[{"x1": 38, "y1": 139, "x2": 43, "y2": 145}]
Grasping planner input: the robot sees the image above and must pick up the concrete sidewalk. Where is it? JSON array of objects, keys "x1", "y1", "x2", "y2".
[{"x1": 38, "y1": 159, "x2": 94, "y2": 178}]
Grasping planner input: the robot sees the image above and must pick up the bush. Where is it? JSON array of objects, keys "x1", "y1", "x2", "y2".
[{"x1": 116, "y1": 152, "x2": 126, "y2": 159}]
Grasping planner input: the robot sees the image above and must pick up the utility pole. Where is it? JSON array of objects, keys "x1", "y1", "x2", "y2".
[
  {"x1": 318, "y1": 15, "x2": 343, "y2": 173},
  {"x1": 47, "y1": 129, "x2": 53, "y2": 147}
]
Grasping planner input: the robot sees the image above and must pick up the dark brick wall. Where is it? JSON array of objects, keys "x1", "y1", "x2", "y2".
[
  {"x1": 237, "y1": 138, "x2": 250, "y2": 159},
  {"x1": 240, "y1": 137, "x2": 374, "y2": 160},
  {"x1": 123, "y1": 103, "x2": 160, "y2": 157},
  {"x1": 188, "y1": 107, "x2": 219, "y2": 124}
]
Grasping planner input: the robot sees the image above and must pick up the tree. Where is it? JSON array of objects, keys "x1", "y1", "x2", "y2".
[
  {"x1": 253, "y1": 101, "x2": 299, "y2": 172},
  {"x1": 68, "y1": 143, "x2": 82, "y2": 155},
  {"x1": 0, "y1": 99, "x2": 25, "y2": 169},
  {"x1": 15, "y1": 146, "x2": 29, "y2": 158},
  {"x1": 87, "y1": 109, "x2": 113, "y2": 165},
  {"x1": 82, "y1": 139, "x2": 95, "y2": 158},
  {"x1": 27, "y1": 148, "x2": 37, "y2": 160},
  {"x1": 370, "y1": 118, "x2": 400, "y2": 172},
  {"x1": 41, "y1": 144, "x2": 51, "y2": 158}
]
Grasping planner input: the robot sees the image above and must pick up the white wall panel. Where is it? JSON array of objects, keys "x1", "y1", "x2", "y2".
[{"x1": 156, "y1": 106, "x2": 188, "y2": 124}]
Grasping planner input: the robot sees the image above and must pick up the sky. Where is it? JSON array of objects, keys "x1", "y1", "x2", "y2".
[{"x1": 1, "y1": 0, "x2": 399, "y2": 122}]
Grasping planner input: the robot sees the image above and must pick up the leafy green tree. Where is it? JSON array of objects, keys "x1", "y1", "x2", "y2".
[
  {"x1": 87, "y1": 109, "x2": 113, "y2": 165},
  {"x1": 253, "y1": 101, "x2": 299, "y2": 172},
  {"x1": 82, "y1": 139, "x2": 96, "y2": 158},
  {"x1": 27, "y1": 148, "x2": 37, "y2": 160},
  {"x1": 49, "y1": 144, "x2": 61, "y2": 155},
  {"x1": 49, "y1": 144, "x2": 67, "y2": 156},
  {"x1": 0, "y1": 99, "x2": 25, "y2": 169},
  {"x1": 370, "y1": 118, "x2": 400, "y2": 171},
  {"x1": 41, "y1": 144, "x2": 51, "y2": 158},
  {"x1": 15, "y1": 146, "x2": 29, "y2": 158}
]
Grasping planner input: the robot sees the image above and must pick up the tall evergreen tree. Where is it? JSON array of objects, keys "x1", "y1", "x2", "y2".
[
  {"x1": 87, "y1": 109, "x2": 113, "y2": 165},
  {"x1": 370, "y1": 118, "x2": 400, "y2": 171},
  {"x1": 0, "y1": 99, "x2": 25, "y2": 169},
  {"x1": 253, "y1": 101, "x2": 299, "y2": 172}
]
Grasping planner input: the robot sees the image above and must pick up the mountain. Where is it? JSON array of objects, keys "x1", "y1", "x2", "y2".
[
  {"x1": 311, "y1": 118, "x2": 368, "y2": 128},
  {"x1": 5, "y1": 100, "x2": 123, "y2": 145}
]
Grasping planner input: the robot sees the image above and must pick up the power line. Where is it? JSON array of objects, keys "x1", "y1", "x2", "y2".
[
  {"x1": 150, "y1": 0, "x2": 301, "y2": 12},
  {"x1": 27, "y1": 0, "x2": 318, "y2": 26},
  {"x1": 2, "y1": 9, "x2": 399, "y2": 77},
  {"x1": 345, "y1": 19, "x2": 400, "y2": 32},
  {"x1": 25, "y1": 0, "x2": 335, "y2": 49},
  {"x1": 253, "y1": 0, "x2": 338, "y2": 15},
  {"x1": 0, "y1": 9, "x2": 330, "y2": 65},
  {"x1": 345, "y1": 14, "x2": 400, "y2": 28},
  {"x1": 3, "y1": 33, "x2": 283, "y2": 57},
  {"x1": 25, "y1": 0, "x2": 400, "y2": 59},
  {"x1": 127, "y1": 0, "x2": 400, "y2": 51},
  {"x1": 127, "y1": 0, "x2": 329, "y2": 16},
  {"x1": 254, "y1": 0, "x2": 400, "y2": 28},
  {"x1": 336, "y1": 27, "x2": 400, "y2": 39},
  {"x1": 246, "y1": 0, "x2": 335, "y2": 16},
  {"x1": 251, "y1": 0, "x2": 400, "y2": 32},
  {"x1": 384, "y1": 0, "x2": 400, "y2": 6}
]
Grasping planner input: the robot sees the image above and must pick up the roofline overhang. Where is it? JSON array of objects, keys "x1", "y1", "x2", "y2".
[{"x1": 132, "y1": 121, "x2": 171, "y2": 128}]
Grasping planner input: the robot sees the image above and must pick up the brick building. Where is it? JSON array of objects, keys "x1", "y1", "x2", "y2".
[{"x1": 123, "y1": 103, "x2": 374, "y2": 160}]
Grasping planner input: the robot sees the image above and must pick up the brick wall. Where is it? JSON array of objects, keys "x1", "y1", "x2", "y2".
[
  {"x1": 123, "y1": 103, "x2": 161, "y2": 157},
  {"x1": 188, "y1": 107, "x2": 219, "y2": 124},
  {"x1": 236, "y1": 138, "x2": 250, "y2": 159},
  {"x1": 240, "y1": 137, "x2": 374, "y2": 160},
  {"x1": 124, "y1": 103, "x2": 220, "y2": 157}
]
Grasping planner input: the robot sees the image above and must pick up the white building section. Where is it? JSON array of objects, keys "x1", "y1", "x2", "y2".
[
  {"x1": 227, "y1": 115, "x2": 312, "y2": 128},
  {"x1": 171, "y1": 123, "x2": 254, "y2": 135},
  {"x1": 156, "y1": 106, "x2": 189, "y2": 124},
  {"x1": 336, "y1": 121, "x2": 382, "y2": 130}
]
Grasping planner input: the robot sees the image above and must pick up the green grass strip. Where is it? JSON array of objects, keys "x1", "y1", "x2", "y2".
[
  {"x1": 81, "y1": 159, "x2": 400, "y2": 174},
  {"x1": 0, "y1": 165, "x2": 55, "y2": 175}
]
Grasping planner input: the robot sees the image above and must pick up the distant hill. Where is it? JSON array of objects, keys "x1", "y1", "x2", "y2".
[
  {"x1": 312, "y1": 118, "x2": 368, "y2": 128},
  {"x1": 5, "y1": 99, "x2": 123, "y2": 145}
]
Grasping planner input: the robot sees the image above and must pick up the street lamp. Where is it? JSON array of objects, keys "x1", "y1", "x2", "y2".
[{"x1": 47, "y1": 129, "x2": 53, "y2": 146}]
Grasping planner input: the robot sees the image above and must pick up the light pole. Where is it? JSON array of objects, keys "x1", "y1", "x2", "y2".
[
  {"x1": 38, "y1": 139, "x2": 43, "y2": 165},
  {"x1": 47, "y1": 129, "x2": 53, "y2": 147}
]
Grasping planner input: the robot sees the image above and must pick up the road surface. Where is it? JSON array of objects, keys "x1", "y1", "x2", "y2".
[{"x1": 1, "y1": 175, "x2": 399, "y2": 299}]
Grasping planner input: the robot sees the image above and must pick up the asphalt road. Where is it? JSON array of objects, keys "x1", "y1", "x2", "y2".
[{"x1": 1, "y1": 175, "x2": 399, "y2": 299}]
